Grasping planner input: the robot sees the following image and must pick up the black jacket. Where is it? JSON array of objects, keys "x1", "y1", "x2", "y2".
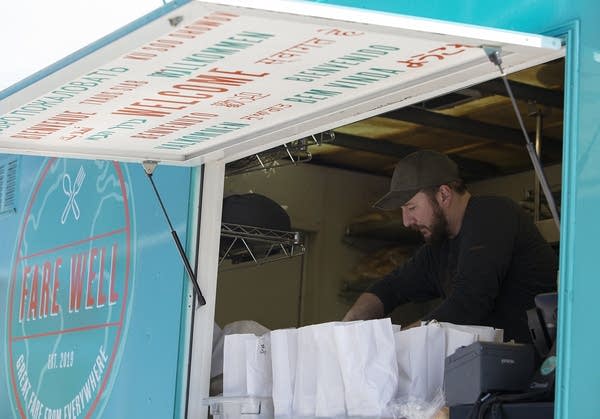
[{"x1": 368, "y1": 196, "x2": 558, "y2": 343}]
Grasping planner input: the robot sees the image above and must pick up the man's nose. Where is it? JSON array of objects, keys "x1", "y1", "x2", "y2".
[{"x1": 402, "y1": 209, "x2": 413, "y2": 228}]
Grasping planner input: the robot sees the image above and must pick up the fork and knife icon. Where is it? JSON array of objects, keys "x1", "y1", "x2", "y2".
[{"x1": 61, "y1": 166, "x2": 86, "y2": 224}]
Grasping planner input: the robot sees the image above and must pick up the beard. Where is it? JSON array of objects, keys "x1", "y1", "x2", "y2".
[{"x1": 411, "y1": 196, "x2": 449, "y2": 246}]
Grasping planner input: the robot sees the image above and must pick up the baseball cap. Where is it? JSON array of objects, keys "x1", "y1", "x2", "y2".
[{"x1": 373, "y1": 150, "x2": 460, "y2": 210}]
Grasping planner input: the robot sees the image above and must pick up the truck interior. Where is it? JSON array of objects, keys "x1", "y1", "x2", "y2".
[{"x1": 214, "y1": 57, "x2": 564, "y2": 332}]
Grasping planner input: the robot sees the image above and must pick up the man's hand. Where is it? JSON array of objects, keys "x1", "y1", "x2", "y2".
[
  {"x1": 342, "y1": 292, "x2": 385, "y2": 321},
  {"x1": 404, "y1": 319, "x2": 422, "y2": 329}
]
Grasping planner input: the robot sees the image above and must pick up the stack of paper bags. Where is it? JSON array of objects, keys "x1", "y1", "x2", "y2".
[
  {"x1": 221, "y1": 319, "x2": 502, "y2": 416},
  {"x1": 223, "y1": 319, "x2": 399, "y2": 417}
]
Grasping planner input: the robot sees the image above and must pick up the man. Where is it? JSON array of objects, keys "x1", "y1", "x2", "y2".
[{"x1": 343, "y1": 150, "x2": 558, "y2": 343}]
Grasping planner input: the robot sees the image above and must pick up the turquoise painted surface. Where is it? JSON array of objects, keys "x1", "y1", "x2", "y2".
[
  {"x1": 0, "y1": 155, "x2": 192, "y2": 418},
  {"x1": 0, "y1": 1, "x2": 597, "y2": 417},
  {"x1": 312, "y1": 0, "x2": 575, "y2": 33},
  {"x1": 316, "y1": 1, "x2": 600, "y2": 417}
]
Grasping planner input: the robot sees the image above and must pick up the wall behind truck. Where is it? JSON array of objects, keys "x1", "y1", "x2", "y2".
[
  {"x1": 468, "y1": 164, "x2": 561, "y2": 201},
  {"x1": 0, "y1": 155, "x2": 193, "y2": 418},
  {"x1": 319, "y1": 1, "x2": 599, "y2": 417}
]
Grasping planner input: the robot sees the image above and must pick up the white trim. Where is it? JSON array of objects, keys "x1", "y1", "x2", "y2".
[
  {"x1": 195, "y1": 0, "x2": 562, "y2": 49},
  {"x1": 186, "y1": 161, "x2": 225, "y2": 418}
]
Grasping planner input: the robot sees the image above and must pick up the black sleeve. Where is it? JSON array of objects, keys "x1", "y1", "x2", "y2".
[
  {"x1": 367, "y1": 245, "x2": 441, "y2": 315},
  {"x1": 423, "y1": 199, "x2": 517, "y2": 324}
]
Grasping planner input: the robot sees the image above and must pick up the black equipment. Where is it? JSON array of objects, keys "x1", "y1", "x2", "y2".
[
  {"x1": 527, "y1": 292, "x2": 558, "y2": 359},
  {"x1": 448, "y1": 292, "x2": 559, "y2": 418},
  {"x1": 444, "y1": 342, "x2": 535, "y2": 407}
]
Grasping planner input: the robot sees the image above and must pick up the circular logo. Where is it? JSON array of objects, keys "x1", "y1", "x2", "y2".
[{"x1": 6, "y1": 158, "x2": 133, "y2": 419}]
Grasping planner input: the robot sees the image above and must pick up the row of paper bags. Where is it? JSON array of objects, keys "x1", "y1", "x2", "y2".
[{"x1": 223, "y1": 318, "x2": 503, "y2": 417}]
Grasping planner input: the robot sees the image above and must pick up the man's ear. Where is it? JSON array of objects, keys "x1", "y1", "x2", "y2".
[{"x1": 437, "y1": 185, "x2": 452, "y2": 206}]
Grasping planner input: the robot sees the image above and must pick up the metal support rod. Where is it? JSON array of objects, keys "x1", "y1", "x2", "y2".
[
  {"x1": 241, "y1": 239, "x2": 259, "y2": 264},
  {"x1": 255, "y1": 153, "x2": 265, "y2": 168},
  {"x1": 296, "y1": 252, "x2": 306, "y2": 328},
  {"x1": 143, "y1": 163, "x2": 206, "y2": 305},
  {"x1": 534, "y1": 111, "x2": 543, "y2": 222},
  {"x1": 219, "y1": 238, "x2": 238, "y2": 265},
  {"x1": 485, "y1": 48, "x2": 560, "y2": 230},
  {"x1": 283, "y1": 143, "x2": 296, "y2": 164}
]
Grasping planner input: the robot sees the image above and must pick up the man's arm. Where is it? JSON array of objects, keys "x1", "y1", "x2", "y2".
[
  {"x1": 343, "y1": 246, "x2": 440, "y2": 321},
  {"x1": 342, "y1": 293, "x2": 423, "y2": 329},
  {"x1": 342, "y1": 292, "x2": 384, "y2": 321}
]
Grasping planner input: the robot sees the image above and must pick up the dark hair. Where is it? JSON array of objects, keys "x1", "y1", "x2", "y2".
[{"x1": 421, "y1": 180, "x2": 468, "y2": 200}]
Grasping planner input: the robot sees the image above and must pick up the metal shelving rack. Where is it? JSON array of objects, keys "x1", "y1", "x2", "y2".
[
  {"x1": 225, "y1": 131, "x2": 334, "y2": 177},
  {"x1": 219, "y1": 132, "x2": 332, "y2": 267},
  {"x1": 219, "y1": 223, "x2": 305, "y2": 266}
]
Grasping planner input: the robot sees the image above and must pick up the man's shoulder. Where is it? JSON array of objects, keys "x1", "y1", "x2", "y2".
[
  {"x1": 468, "y1": 195, "x2": 519, "y2": 213},
  {"x1": 463, "y1": 196, "x2": 522, "y2": 229}
]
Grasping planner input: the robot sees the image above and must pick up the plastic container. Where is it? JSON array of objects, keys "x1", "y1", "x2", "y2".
[{"x1": 203, "y1": 396, "x2": 274, "y2": 418}]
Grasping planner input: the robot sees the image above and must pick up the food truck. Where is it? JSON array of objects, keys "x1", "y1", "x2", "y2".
[{"x1": 0, "y1": 0, "x2": 597, "y2": 417}]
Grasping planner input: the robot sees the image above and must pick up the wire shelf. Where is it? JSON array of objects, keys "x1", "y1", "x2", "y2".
[
  {"x1": 219, "y1": 223, "x2": 305, "y2": 266},
  {"x1": 225, "y1": 131, "x2": 335, "y2": 176}
]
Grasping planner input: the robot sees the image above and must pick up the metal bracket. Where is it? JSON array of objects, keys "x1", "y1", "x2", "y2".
[
  {"x1": 169, "y1": 16, "x2": 184, "y2": 27},
  {"x1": 142, "y1": 160, "x2": 158, "y2": 176},
  {"x1": 483, "y1": 46, "x2": 504, "y2": 73},
  {"x1": 310, "y1": 130, "x2": 336, "y2": 146},
  {"x1": 225, "y1": 131, "x2": 335, "y2": 177}
]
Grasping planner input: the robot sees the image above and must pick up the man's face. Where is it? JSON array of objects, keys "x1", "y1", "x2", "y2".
[{"x1": 401, "y1": 191, "x2": 448, "y2": 244}]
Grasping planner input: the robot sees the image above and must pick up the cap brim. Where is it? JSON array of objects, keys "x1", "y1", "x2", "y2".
[{"x1": 372, "y1": 189, "x2": 419, "y2": 210}]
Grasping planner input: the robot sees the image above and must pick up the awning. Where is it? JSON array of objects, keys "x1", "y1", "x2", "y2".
[{"x1": 0, "y1": 0, "x2": 564, "y2": 166}]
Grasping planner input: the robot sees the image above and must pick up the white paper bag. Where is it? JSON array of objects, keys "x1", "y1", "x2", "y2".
[
  {"x1": 394, "y1": 324, "x2": 446, "y2": 403},
  {"x1": 210, "y1": 323, "x2": 224, "y2": 379},
  {"x1": 270, "y1": 328, "x2": 297, "y2": 416},
  {"x1": 394, "y1": 329, "x2": 412, "y2": 400},
  {"x1": 212, "y1": 320, "x2": 270, "y2": 379},
  {"x1": 444, "y1": 327, "x2": 477, "y2": 357},
  {"x1": 292, "y1": 324, "x2": 320, "y2": 417},
  {"x1": 369, "y1": 319, "x2": 400, "y2": 411},
  {"x1": 246, "y1": 333, "x2": 272, "y2": 397},
  {"x1": 223, "y1": 333, "x2": 255, "y2": 396},
  {"x1": 334, "y1": 318, "x2": 398, "y2": 417},
  {"x1": 314, "y1": 322, "x2": 346, "y2": 417},
  {"x1": 438, "y1": 322, "x2": 504, "y2": 344}
]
